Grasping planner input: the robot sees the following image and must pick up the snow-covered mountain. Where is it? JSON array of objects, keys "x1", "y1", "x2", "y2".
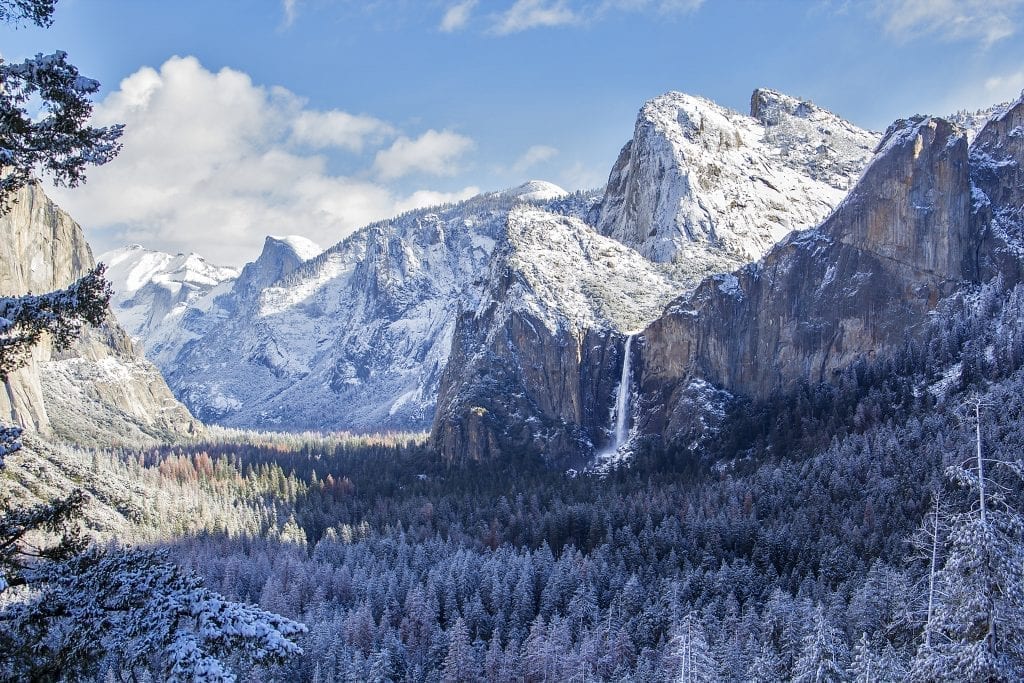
[
  {"x1": 99, "y1": 245, "x2": 240, "y2": 361},
  {"x1": 594, "y1": 89, "x2": 878, "y2": 265},
  {"x1": 106, "y1": 89, "x2": 879, "y2": 440},
  {"x1": 149, "y1": 186, "x2": 596, "y2": 432}
]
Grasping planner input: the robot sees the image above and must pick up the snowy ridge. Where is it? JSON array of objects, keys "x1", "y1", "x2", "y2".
[
  {"x1": 487, "y1": 206, "x2": 691, "y2": 335},
  {"x1": 596, "y1": 89, "x2": 879, "y2": 265},
  {"x1": 99, "y1": 245, "x2": 239, "y2": 363},
  {"x1": 158, "y1": 186, "x2": 581, "y2": 432}
]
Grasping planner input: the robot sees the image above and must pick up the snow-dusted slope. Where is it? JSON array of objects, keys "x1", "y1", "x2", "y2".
[
  {"x1": 99, "y1": 245, "x2": 239, "y2": 355},
  {"x1": 497, "y1": 206, "x2": 700, "y2": 333},
  {"x1": 160, "y1": 187, "x2": 583, "y2": 431},
  {"x1": 595, "y1": 89, "x2": 879, "y2": 265}
]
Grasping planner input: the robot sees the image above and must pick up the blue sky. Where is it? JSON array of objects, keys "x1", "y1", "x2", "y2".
[{"x1": 4, "y1": 0, "x2": 1024, "y2": 264}]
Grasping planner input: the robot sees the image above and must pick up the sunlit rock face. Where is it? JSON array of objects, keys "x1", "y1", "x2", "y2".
[
  {"x1": 637, "y1": 102, "x2": 1024, "y2": 444},
  {"x1": 0, "y1": 183, "x2": 197, "y2": 445}
]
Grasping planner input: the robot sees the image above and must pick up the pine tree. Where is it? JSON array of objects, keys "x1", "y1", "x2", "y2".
[
  {"x1": 746, "y1": 640, "x2": 785, "y2": 682},
  {"x1": 0, "y1": 1, "x2": 122, "y2": 210},
  {"x1": 670, "y1": 612, "x2": 718, "y2": 683},
  {"x1": 791, "y1": 603, "x2": 847, "y2": 683},
  {"x1": 441, "y1": 617, "x2": 479, "y2": 683},
  {"x1": 910, "y1": 401, "x2": 1024, "y2": 680}
]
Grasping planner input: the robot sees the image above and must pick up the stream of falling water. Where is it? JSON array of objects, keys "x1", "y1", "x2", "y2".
[{"x1": 609, "y1": 334, "x2": 633, "y2": 452}]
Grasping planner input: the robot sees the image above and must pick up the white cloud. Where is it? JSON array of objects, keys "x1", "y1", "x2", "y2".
[
  {"x1": 599, "y1": 0, "x2": 703, "y2": 13},
  {"x1": 984, "y1": 70, "x2": 1024, "y2": 100},
  {"x1": 51, "y1": 57, "x2": 479, "y2": 265},
  {"x1": 510, "y1": 144, "x2": 558, "y2": 174},
  {"x1": 373, "y1": 129, "x2": 475, "y2": 179},
  {"x1": 290, "y1": 110, "x2": 395, "y2": 151},
  {"x1": 877, "y1": 0, "x2": 1024, "y2": 47},
  {"x1": 493, "y1": 0, "x2": 579, "y2": 34},
  {"x1": 282, "y1": 0, "x2": 299, "y2": 27},
  {"x1": 440, "y1": 0, "x2": 477, "y2": 32},
  {"x1": 489, "y1": 0, "x2": 702, "y2": 33}
]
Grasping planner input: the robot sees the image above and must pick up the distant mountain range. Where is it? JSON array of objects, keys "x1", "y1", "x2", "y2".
[{"x1": 100, "y1": 89, "x2": 880, "y2": 442}]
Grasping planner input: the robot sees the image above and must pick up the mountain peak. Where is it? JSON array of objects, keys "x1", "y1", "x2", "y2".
[
  {"x1": 501, "y1": 180, "x2": 568, "y2": 202},
  {"x1": 596, "y1": 88, "x2": 879, "y2": 264},
  {"x1": 266, "y1": 234, "x2": 322, "y2": 261}
]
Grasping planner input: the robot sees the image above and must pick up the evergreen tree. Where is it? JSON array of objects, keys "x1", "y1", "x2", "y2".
[
  {"x1": 910, "y1": 402, "x2": 1024, "y2": 680},
  {"x1": 0, "y1": 1, "x2": 122, "y2": 209},
  {"x1": 791, "y1": 604, "x2": 847, "y2": 683},
  {"x1": 670, "y1": 612, "x2": 718, "y2": 683},
  {"x1": 441, "y1": 617, "x2": 479, "y2": 683}
]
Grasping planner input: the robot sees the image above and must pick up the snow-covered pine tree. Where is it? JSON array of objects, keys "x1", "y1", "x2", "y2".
[
  {"x1": 0, "y1": 547, "x2": 306, "y2": 681},
  {"x1": 0, "y1": 1, "x2": 122, "y2": 211},
  {"x1": 670, "y1": 611, "x2": 718, "y2": 683},
  {"x1": 910, "y1": 401, "x2": 1024, "y2": 680},
  {"x1": 791, "y1": 603, "x2": 848, "y2": 683},
  {"x1": 441, "y1": 616, "x2": 480, "y2": 683}
]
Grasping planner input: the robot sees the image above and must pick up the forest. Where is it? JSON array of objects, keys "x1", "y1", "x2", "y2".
[{"x1": 66, "y1": 277, "x2": 1024, "y2": 681}]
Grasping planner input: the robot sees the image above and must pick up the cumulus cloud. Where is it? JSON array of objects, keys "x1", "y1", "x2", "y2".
[
  {"x1": 510, "y1": 144, "x2": 558, "y2": 174},
  {"x1": 373, "y1": 129, "x2": 475, "y2": 179},
  {"x1": 876, "y1": 0, "x2": 1024, "y2": 47},
  {"x1": 440, "y1": 0, "x2": 477, "y2": 32},
  {"x1": 290, "y1": 110, "x2": 395, "y2": 151},
  {"x1": 493, "y1": 0, "x2": 579, "y2": 34},
  {"x1": 49, "y1": 57, "x2": 478, "y2": 265}
]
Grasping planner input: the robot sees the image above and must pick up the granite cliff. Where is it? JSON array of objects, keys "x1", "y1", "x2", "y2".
[{"x1": 0, "y1": 184, "x2": 197, "y2": 446}]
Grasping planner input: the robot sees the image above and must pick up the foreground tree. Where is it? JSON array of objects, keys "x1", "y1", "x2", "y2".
[
  {"x1": 0, "y1": 2, "x2": 306, "y2": 679},
  {"x1": 0, "y1": 1, "x2": 122, "y2": 210},
  {"x1": 910, "y1": 401, "x2": 1024, "y2": 680}
]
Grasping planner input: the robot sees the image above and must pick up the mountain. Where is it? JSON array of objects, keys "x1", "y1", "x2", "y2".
[
  {"x1": 432, "y1": 89, "x2": 878, "y2": 463},
  {"x1": 432, "y1": 205, "x2": 688, "y2": 461},
  {"x1": 150, "y1": 188, "x2": 603, "y2": 432},
  {"x1": 637, "y1": 98, "x2": 1024, "y2": 444},
  {"x1": 594, "y1": 89, "x2": 878, "y2": 266},
  {"x1": 0, "y1": 184, "x2": 198, "y2": 446},
  {"x1": 99, "y1": 244, "x2": 240, "y2": 364},
  {"x1": 434, "y1": 94, "x2": 1024, "y2": 466}
]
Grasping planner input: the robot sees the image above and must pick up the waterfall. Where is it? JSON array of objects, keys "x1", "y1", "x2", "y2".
[{"x1": 608, "y1": 334, "x2": 634, "y2": 452}]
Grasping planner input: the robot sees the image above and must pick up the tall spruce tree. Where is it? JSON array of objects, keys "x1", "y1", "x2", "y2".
[{"x1": 910, "y1": 401, "x2": 1024, "y2": 680}]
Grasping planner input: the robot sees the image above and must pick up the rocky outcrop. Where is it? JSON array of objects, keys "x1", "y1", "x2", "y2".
[
  {"x1": 431, "y1": 207, "x2": 685, "y2": 465},
  {"x1": 594, "y1": 90, "x2": 878, "y2": 265},
  {"x1": 0, "y1": 183, "x2": 198, "y2": 445},
  {"x1": 159, "y1": 189, "x2": 586, "y2": 431},
  {"x1": 970, "y1": 95, "x2": 1024, "y2": 285},
  {"x1": 636, "y1": 104, "x2": 1024, "y2": 442}
]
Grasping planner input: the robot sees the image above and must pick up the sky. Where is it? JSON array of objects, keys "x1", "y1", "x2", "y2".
[{"x1": 4, "y1": 0, "x2": 1024, "y2": 265}]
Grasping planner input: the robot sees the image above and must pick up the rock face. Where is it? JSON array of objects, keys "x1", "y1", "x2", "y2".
[
  {"x1": 154, "y1": 188, "x2": 585, "y2": 431},
  {"x1": 432, "y1": 207, "x2": 686, "y2": 464},
  {"x1": 970, "y1": 96, "x2": 1024, "y2": 284},
  {"x1": 594, "y1": 89, "x2": 878, "y2": 265},
  {"x1": 0, "y1": 184, "x2": 198, "y2": 446},
  {"x1": 431, "y1": 89, "x2": 879, "y2": 464},
  {"x1": 636, "y1": 102, "x2": 1024, "y2": 442}
]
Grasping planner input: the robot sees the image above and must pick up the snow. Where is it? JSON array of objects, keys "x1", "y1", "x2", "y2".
[
  {"x1": 597, "y1": 90, "x2": 879, "y2": 266},
  {"x1": 491, "y1": 206, "x2": 685, "y2": 335},
  {"x1": 499, "y1": 180, "x2": 569, "y2": 202},
  {"x1": 267, "y1": 234, "x2": 321, "y2": 261}
]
